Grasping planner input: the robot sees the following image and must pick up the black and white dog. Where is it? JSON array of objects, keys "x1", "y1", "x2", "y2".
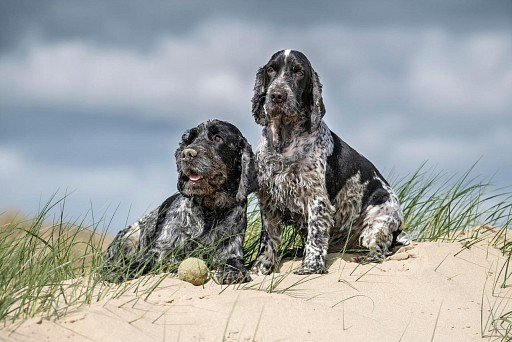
[
  {"x1": 251, "y1": 50, "x2": 408, "y2": 275},
  {"x1": 103, "y1": 119, "x2": 257, "y2": 284}
]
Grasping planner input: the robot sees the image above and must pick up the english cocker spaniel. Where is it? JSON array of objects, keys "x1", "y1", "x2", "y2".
[
  {"x1": 103, "y1": 119, "x2": 257, "y2": 284},
  {"x1": 251, "y1": 49, "x2": 408, "y2": 275}
]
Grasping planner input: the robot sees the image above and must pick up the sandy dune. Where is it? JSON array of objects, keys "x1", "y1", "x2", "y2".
[{"x1": 2, "y1": 228, "x2": 511, "y2": 341}]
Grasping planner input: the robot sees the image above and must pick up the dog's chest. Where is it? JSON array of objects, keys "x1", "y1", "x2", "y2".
[
  {"x1": 257, "y1": 150, "x2": 327, "y2": 214},
  {"x1": 158, "y1": 197, "x2": 238, "y2": 250},
  {"x1": 256, "y1": 125, "x2": 334, "y2": 213},
  {"x1": 160, "y1": 204, "x2": 203, "y2": 243}
]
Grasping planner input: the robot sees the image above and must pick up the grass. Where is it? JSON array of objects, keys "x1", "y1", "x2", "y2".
[
  {"x1": 475, "y1": 225, "x2": 512, "y2": 339},
  {"x1": 0, "y1": 163, "x2": 511, "y2": 338},
  {"x1": 0, "y1": 194, "x2": 113, "y2": 325}
]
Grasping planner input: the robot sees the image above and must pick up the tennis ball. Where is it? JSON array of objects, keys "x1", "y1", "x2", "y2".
[{"x1": 177, "y1": 257, "x2": 209, "y2": 286}]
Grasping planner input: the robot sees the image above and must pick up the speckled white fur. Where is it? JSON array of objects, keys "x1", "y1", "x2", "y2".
[{"x1": 251, "y1": 49, "x2": 408, "y2": 274}]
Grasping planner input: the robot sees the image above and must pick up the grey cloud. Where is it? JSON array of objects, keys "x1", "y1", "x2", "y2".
[
  {"x1": 0, "y1": 145, "x2": 175, "y2": 229},
  {"x1": 1, "y1": 0, "x2": 511, "y2": 231},
  {"x1": 2, "y1": 21, "x2": 510, "y2": 121},
  {"x1": 1, "y1": 1, "x2": 511, "y2": 54}
]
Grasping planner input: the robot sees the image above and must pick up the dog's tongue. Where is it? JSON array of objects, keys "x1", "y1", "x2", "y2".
[{"x1": 188, "y1": 173, "x2": 203, "y2": 181}]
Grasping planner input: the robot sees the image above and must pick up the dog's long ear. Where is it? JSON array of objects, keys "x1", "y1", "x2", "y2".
[
  {"x1": 307, "y1": 71, "x2": 326, "y2": 133},
  {"x1": 251, "y1": 67, "x2": 268, "y2": 126},
  {"x1": 236, "y1": 138, "x2": 258, "y2": 202}
]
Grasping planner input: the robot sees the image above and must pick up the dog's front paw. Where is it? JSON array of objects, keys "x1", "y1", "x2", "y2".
[
  {"x1": 354, "y1": 252, "x2": 386, "y2": 264},
  {"x1": 293, "y1": 264, "x2": 327, "y2": 275},
  {"x1": 215, "y1": 258, "x2": 251, "y2": 284},
  {"x1": 215, "y1": 267, "x2": 251, "y2": 285},
  {"x1": 251, "y1": 260, "x2": 274, "y2": 276}
]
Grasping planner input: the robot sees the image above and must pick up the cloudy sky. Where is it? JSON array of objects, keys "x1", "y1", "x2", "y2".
[{"x1": 1, "y1": 0, "x2": 511, "y2": 232}]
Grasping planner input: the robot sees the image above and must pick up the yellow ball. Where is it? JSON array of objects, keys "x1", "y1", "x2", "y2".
[{"x1": 177, "y1": 257, "x2": 209, "y2": 286}]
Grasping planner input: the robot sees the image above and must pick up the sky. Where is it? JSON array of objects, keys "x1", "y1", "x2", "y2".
[{"x1": 1, "y1": 0, "x2": 511, "y2": 233}]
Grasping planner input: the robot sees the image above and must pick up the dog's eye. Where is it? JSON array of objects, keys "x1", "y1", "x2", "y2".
[
  {"x1": 266, "y1": 66, "x2": 275, "y2": 75},
  {"x1": 294, "y1": 69, "x2": 304, "y2": 77},
  {"x1": 212, "y1": 135, "x2": 223, "y2": 143},
  {"x1": 181, "y1": 133, "x2": 191, "y2": 142},
  {"x1": 181, "y1": 128, "x2": 197, "y2": 144}
]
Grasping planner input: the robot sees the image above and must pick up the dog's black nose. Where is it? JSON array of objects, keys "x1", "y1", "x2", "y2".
[
  {"x1": 270, "y1": 89, "x2": 287, "y2": 103},
  {"x1": 182, "y1": 148, "x2": 198, "y2": 158}
]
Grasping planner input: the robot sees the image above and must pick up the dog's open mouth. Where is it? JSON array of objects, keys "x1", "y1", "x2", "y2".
[
  {"x1": 185, "y1": 170, "x2": 225, "y2": 184},
  {"x1": 187, "y1": 171, "x2": 203, "y2": 182}
]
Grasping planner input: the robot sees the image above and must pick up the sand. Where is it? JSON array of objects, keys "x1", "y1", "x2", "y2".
[{"x1": 1, "y1": 227, "x2": 511, "y2": 341}]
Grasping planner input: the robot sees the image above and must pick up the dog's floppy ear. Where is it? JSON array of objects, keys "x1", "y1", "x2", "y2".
[
  {"x1": 307, "y1": 71, "x2": 326, "y2": 133},
  {"x1": 251, "y1": 67, "x2": 268, "y2": 126},
  {"x1": 236, "y1": 137, "x2": 258, "y2": 202}
]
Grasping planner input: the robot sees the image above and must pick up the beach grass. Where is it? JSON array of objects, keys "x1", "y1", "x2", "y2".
[{"x1": 0, "y1": 163, "x2": 511, "y2": 338}]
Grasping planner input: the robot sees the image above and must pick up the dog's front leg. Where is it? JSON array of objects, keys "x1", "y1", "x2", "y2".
[
  {"x1": 252, "y1": 204, "x2": 283, "y2": 275},
  {"x1": 294, "y1": 196, "x2": 333, "y2": 274},
  {"x1": 202, "y1": 206, "x2": 251, "y2": 285},
  {"x1": 213, "y1": 233, "x2": 251, "y2": 284}
]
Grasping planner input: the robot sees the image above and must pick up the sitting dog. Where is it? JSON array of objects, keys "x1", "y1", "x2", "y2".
[
  {"x1": 251, "y1": 50, "x2": 408, "y2": 275},
  {"x1": 103, "y1": 119, "x2": 257, "y2": 284}
]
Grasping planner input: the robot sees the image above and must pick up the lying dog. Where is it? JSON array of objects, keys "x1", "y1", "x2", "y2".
[
  {"x1": 103, "y1": 119, "x2": 256, "y2": 284},
  {"x1": 251, "y1": 50, "x2": 408, "y2": 275}
]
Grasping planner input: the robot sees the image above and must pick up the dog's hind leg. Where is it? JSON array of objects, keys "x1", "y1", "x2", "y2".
[
  {"x1": 356, "y1": 193, "x2": 404, "y2": 264},
  {"x1": 102, "y1": 223, "x2": 142, "y2": 281},
  {"x1": 102, "y1": 209, "x2": 159, "y2": 281}
]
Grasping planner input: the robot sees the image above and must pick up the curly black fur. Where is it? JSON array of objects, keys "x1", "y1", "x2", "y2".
[{"x1": 103, "y1": 119, "x2": 257, "y2": 284}]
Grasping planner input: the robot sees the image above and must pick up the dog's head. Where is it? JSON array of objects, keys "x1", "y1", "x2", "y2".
[
  {"x1": 251, "y1": 49, "x2": 325, "y2": 151},
  {"x1": 175, "y1": 120, "x2": 257, "y2": 207}
]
